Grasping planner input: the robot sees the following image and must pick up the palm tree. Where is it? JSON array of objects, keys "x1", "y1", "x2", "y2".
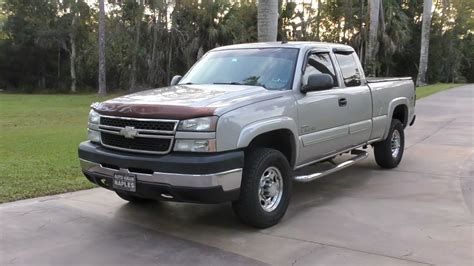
[
  {"x1": 130, "y1": 0, "x2": 144, "y2": 92},
  {"x1": 365, "y1": 0, "x2": 381, "y2": 76},
  {"x1": 98, "y1": 0, "x2": 106, "y2": 95},
  {"x1": 417, "y1": 0, "x2": 433, "y2": 86},
  {"x1": 258, "y1": 0, "x2": 278, "y2": 42}
]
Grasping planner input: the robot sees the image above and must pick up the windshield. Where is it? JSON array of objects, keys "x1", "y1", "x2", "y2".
[{"x1": 179, "y1": 48, "x2": 299, "y2": 90}]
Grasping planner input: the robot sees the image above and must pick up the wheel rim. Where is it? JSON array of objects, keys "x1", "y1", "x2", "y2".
[
  {"x1": 258, "y1": 166, "x2": 283, "y2": 212},
  {"x1": 391, "y1": 129, "x2": 401, "y2": 158}
]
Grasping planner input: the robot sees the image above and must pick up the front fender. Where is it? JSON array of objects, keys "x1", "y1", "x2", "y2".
[{"x1": 236, "y1": 117, "x2": 299, "y2": 149}]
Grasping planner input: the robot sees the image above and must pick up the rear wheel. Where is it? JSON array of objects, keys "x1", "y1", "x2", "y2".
[
  {"x1": 374, "y1": 119, "x2": 405, "y2": 169},
  {"x1": 115, "y1": 191, "x2": 151, "y2": 204},
  {"x1": 232, "y1": 148, "x2": 292, "y2": 228}
]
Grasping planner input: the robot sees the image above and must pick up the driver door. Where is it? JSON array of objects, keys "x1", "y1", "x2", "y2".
[{"x1": 296, "y1": 52, "x2": 352, "y2": 165}]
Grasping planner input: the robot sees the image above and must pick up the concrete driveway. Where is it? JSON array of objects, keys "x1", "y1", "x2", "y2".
[{"x1": 1, "y1": 85, "x2": 473, "y2": 265}]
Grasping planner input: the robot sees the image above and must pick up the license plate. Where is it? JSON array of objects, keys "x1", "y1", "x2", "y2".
[{"x1": 113, "y1": 173, "x2": 136, "y2": 192}]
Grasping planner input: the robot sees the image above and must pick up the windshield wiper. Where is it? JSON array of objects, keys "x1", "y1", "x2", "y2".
[
  {"x1": 213, "y1": 82, "x2": 268, "y2": 89},
  {"x1": 213, "y1": 82, "x2": 244, "y2": 85}
]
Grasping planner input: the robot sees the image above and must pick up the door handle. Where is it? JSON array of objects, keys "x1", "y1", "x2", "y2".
[{"x1": 338, "y1": 98, "x2": 347, "y2": 107}]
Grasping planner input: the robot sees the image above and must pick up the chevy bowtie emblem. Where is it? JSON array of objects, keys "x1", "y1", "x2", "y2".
[{"x1": 120, "y1": 126, "x2": 139, "y2": 139}]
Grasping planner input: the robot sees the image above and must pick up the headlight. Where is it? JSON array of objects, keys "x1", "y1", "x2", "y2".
[
  {"x1": 174, "y1": 139, "x2": 216, "y2": 152},
  {"x1": 88, "y1": 110, "x2": 100, "y2": 143},
  {"x1": 177, "y1": 116, "x2": 217, "y2": 132},
  {"x1": 89, "y1": 109, "x2": 100, "y2": 124}
]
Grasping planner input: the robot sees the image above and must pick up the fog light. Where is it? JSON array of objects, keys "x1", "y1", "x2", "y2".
[
  {"x1": 174, "y1": 139, "x2": 216, "y2": 152},
  {"x1": 88, "y1": 129, "x2": 101, "y2": 143}
]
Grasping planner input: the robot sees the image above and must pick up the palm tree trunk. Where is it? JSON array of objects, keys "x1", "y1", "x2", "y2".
[
  {"x1": 316, "y1": 0, "x2": 321, "y2": 41},
  {"x1": 98, "y1": 0, "x2": 107, "y2": 95},
  {"x1": 167, "y1": 30, "x2": 173, "y2": 86},
  {"x1": 366, "y1": 0, "x2": 380, "y2": 75},
  {"x1": 258, "y1": 0, "x2": 278, "y2": 42},
  {"x1": 416, "y1": 0, "x2": 433, "y2": 86},
  {"x1": 366, "y1": 0, "x2": 380, "y2": 76},
  {"x1": 70, "y1": 11, "x2": 77, "y2": 93},
  {"x1": 359, "y1": 0, "x2": 365, "y2": 64},
  {"x1": 130, "y1": 0, "x2": 144, "y2": 92},
  {"x1": 148, "y1": 14, "x2": 158, "y2": 85}
]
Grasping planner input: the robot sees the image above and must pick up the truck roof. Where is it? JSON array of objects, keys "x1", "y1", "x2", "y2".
[{"x1": 212, "y1": 41, "x2": 354, "y2": 53}]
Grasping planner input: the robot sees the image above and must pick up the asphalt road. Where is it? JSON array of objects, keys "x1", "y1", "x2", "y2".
[{"x1": 1, "y1": 85, "x2": 473, "y2": 265}]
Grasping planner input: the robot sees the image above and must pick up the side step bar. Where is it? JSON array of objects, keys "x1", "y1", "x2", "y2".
[{"x1": 294, "y1": 149, "x2": 369, "y2": 183}]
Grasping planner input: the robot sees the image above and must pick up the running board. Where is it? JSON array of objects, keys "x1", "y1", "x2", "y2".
[{"x1": 294, "y1": 150, "x2": 369, "y2": 183}]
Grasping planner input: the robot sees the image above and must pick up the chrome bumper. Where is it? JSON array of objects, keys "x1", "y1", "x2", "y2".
[{"x1": 79, "y1": 159, "x2": 242, "y2": 191}]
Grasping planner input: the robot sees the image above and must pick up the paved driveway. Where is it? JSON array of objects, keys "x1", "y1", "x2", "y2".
[{"x1": 1, "y1": 85, "x2": 473, "y2": 265}]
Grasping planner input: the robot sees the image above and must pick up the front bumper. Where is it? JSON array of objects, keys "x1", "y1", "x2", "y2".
[{"x1": 79, "y1": 141, "x2": 244, "y2": 203}]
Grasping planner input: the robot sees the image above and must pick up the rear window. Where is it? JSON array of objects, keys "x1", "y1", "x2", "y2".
[{"x1": 334, "y1": 53, "x2": 362, "y2": 87}]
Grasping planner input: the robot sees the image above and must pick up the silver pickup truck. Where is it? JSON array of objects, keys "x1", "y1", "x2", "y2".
[{"x1": 79, "y1": 42, "x2": 416, "y2": 228}]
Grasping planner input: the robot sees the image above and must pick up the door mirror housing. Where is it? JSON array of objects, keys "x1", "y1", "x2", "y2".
[
  {"x1": 301, "y1": 73, "x2": 334, "y2": 93},
  {"x1": 170, "y1": 75, "x2": 182, "y2": 86}
]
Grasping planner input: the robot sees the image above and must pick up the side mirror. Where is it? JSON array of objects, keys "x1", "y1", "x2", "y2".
[
  {"x1": 301, "y1": 73, "x2": 334, "y2": 93},
  {"x1": 170, "y1": 75, "x2": 182, "y2": 86}
]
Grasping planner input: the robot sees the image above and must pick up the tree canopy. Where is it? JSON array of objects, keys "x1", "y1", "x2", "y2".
[{"x1": 0, "y1": 0, "x2": 472, "y2": 93}]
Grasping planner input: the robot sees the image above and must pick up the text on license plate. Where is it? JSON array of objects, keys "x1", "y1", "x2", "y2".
[{"x1": 113, "y1": 173, "x2": 136, "y2": 192}]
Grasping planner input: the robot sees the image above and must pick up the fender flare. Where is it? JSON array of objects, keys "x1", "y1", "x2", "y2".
[
  {"x1": 383, "y1": 97, "x2": 409, "y2": 139},
  {"x1": 237, "y1": 117, "x2": 300, "y2": 163}
]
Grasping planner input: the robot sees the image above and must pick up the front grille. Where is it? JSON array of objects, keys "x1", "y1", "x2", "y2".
[
  {"x1": 97, "y1": 116, "x2": 178, "y2": 154},
  {"x1": 101, "y1": 132, "x2": 172, "y2": 153},
  {"x1": 100, "y1": 117, "x2": 176, "y2": 132}
]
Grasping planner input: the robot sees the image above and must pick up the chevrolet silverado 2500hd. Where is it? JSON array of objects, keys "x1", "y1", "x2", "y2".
[{"x1": 79, "y1": 42, "x2": 416, "y2": 228}]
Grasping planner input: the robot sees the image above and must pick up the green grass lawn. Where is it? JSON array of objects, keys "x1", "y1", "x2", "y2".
[
  {"x1": 0, "y1": 94, "x2": 116, "y2": 203},
  {"x1": 0, "y1": 83, "x2": 464, "y2": 203},
  {"x1": 416, "y1": 83, "x2": 461, "y2": 99}
]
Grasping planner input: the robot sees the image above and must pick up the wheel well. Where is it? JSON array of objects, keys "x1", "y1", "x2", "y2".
[
  {"x1": 247, "y1": 129, "x2": 296, "y2": 167},
  {"x1": 392, "y1": 105, "x2": 408, "y2": 127}
]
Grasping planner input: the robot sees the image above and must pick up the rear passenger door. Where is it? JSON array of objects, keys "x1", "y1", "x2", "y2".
[{"x1": 332, "y1": 50, "x2": 372, "y2": 147}]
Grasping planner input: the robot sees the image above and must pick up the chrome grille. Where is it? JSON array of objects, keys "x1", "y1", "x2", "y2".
[
  {"x1": 100, "y1": 116, "x2": 176, "y2": 132},
  {"x1": 101, "y1": 132, "x2": 172, "y2": 153},
  {"x1": 98, "y1": 115, "x2": 178, "y2": 154}
]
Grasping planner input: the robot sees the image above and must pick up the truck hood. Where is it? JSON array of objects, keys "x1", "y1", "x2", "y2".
[{"x1": 93, "y1": 84, "x2": 284, "y2": 120}]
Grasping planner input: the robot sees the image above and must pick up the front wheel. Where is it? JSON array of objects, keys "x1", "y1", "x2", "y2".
[
  {"x1": 232, "y1": 148, "x2": 292, "y2": 228},
  {"x1": 374, "y1": 119, "x2": 405, "y2": 169}
]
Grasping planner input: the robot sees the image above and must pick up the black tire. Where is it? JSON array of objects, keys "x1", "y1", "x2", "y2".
[
  {"x1": 115, "y1": 191, "x2": 151, "y2": 204},
  {"x1": 232, "y1": 148, "x2": 292, "y2": 228},
  {"x1": 374, "y1": 119, "x2": 405, "y2": 169}
]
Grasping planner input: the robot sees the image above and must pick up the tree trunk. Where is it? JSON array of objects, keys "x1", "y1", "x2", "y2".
[
  {"x1": 98, "y1": 0, "x2": 107, "y2": 95},
  {"x1": 148, "y1": 14, "x2": 158, "y2": 86},
  {"x1": 366, "y1": 0, "x2": 380, "y2": 76},
  {"x1": 167, "y1": 30, "x2": 172, "y2": 86},
  {"x1": 130, "y1": 0, "x2": 144, "y2": 92},
  {"x1": 316, "y1": 0, "x2": 321, "y2": 41},
  {"x1": 416, "y1": 0, "x2": 433, "y2": 86},
  {"x1": 70, "y1": 11, "x2": 77, "y2": 93},
  {"x1": 348, "y1": 0, "x2": 353, "y2": 42},
  {"x1": 359, "y1": 0, "x2": 365, "y2": 65},
  {"x1": 57, "y1": 46, "x2": 61, "y2": 81},
  {"x1": 258, "y1": 0, "x2": 278, "y2": 42}
]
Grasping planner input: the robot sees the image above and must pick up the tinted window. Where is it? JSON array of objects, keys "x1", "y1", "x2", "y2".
[
  {"x1": 334, "y1": 53, "x2": 361, "y2": 87},
  {"x1": 303, "y1": 53, "x2": 337, "y2": 87},
  {"x1": 180, "y1": 48, "x2": 299, "y2": 90}
]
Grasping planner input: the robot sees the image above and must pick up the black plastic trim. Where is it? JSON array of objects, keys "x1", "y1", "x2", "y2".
[
  {"x1": 78, "y1": 141, "x2": 244, "y2": 175},
  {"x1": 409, "y1": 115, "x2": 416, "y2": 126},
  {"x1": 83, "y1": 171, "x2": 240, "y2": 203}
]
